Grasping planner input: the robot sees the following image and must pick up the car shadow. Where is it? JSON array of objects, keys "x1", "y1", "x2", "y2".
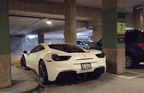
[
  {"x1": 53, "y1": 76, "x2": 100, "y2": 86},
  {"x1": 38, "y1": 76, "x2": 100, "y2": 87}
]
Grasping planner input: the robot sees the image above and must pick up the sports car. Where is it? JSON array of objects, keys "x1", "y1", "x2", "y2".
[{"x1": 20, "y1": 43, "x2": 106, "y2": 85}]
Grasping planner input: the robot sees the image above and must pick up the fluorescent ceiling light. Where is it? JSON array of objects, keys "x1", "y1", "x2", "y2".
[
  {"x1": 27, "y1": 35, "x2": 37, "y2": 39},
  {"x1": 125, "y1": 27, "x2": 133, "y2": 30},
  {"x1": 46, "y1": 19, "x2": 52, "y2": 24}
]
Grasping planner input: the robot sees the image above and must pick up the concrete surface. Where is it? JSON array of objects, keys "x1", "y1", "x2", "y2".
[
  {"x1": 1, "y1": 64, "x2": 144, "y2": 93},
  {"x1": 1, "y1": 53, "x2": 144, "y2": 93},
  {"x1": 0, "y1": 65, "x2": 39, "y2": 93},
  {"x1": 38, "y1": 64, "x2": 144, "y2": 93}
]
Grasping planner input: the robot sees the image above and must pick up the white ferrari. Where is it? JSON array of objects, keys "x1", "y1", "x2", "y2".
[{"x1": 20, "y1": 43, "x2": 106, "y2": 85}]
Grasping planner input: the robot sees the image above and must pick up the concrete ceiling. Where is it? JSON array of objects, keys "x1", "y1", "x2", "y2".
[
  {"x1": 48, "y1": 0, "x2": 144, "y2": 12},
  {"x1": 9, "y1": 0, "x2": 144, "y2": 39}
]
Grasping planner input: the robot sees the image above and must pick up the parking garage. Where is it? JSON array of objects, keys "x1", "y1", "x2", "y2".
[{"x1": 0, "y1": 0, "x2": 144, "y2": 92}]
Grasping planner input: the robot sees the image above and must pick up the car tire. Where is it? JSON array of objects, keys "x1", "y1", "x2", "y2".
[
  {"x1": 125, "y1": 53, "x2": 137, "y2": 68},
  {"x1": 39, "y1": 60, "x2": 49, "y2": 85},
  {"x1": 93, "y1": 73, "x2": 101, "y2": 79},
  {"x1": 20, "y1": 55, "x2": 30, "y2": 70}
]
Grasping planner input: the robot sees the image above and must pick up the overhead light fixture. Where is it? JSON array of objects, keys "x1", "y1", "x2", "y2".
[
  {"x1": 46, "y1": 19, "x2": 52, "y2": 24},
  {"x1": 27, "y1": 35, "x2": 37, "y2": 39}
]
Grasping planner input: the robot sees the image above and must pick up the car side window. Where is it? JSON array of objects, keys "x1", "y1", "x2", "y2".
[{"x1": 30, "y1": 45, "x2": 45, "y2": 53}]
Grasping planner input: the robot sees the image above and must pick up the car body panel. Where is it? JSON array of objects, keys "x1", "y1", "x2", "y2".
[
  {"x1": 125, "y1": 30, "x2": 144, "y2": 62},
  {"x1": 23, "y1": 43, "x2": 106, "y2": 81}
]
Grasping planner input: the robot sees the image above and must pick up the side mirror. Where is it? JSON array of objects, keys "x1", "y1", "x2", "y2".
[{"x1": 23, "y1": 51, "x2": 28, "y2": 54}]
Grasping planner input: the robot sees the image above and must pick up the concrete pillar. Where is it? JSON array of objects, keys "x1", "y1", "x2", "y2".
[
  {"x1": 102, "y1": 0, "x2": 125, "y2": 74},
  {"x1": 93, "y1": 19, "x2": 102, "y2": 42},
  {"x1": 133, "y1": 7, "x2": 143, "y2": 30},
  {"x1": 38, "y1": 31, "x2": 44, "y2": 44},
  {"x1": 64, "y1": 0, "x2": 77, "y2": 45},
  {"x1": 0, "y1": 0, "x2": 12, "y2": 88},
  {"x1": 92, "y1": 14, "x2": 102, "y2": 42}
]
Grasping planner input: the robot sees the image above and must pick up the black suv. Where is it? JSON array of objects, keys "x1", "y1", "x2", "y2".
[
  {"x1": 87, "y1": 29, "x2": 144, "y2": 68},
  {"x1": 125, "y1": 29, "x2": 144, "y2": 68}
]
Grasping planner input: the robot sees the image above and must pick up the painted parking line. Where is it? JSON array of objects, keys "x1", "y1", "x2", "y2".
[
  {"x1": 117, "y1": 74, "x2": 144, "y2": 79},
  {"x1": 109, "y1": 71, "x2": 144, "y2": 79},
  {"x1": 126, "y1": 70, "x2": 144, "y2": 75}
]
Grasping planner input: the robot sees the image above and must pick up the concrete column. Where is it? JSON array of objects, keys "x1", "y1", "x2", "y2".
[
  {"x1": 38, "y1": 31, "x2": 44, "y2": 44},
  {"x1": 133, "y1": 7, "x2": 143, "y2": 30},
  {"x1": 64, "y1": 0, "x2": 77, "y2": 45},
  {"x1": 92, "y1": 13, "x2": 102, "y2": 42},
  {"x1": 0, "y1": 0, "x2": 12, "y2": 88},
  {"x1": 102, "y1": 0, "x2": 125, "y2": 74},
  {"x1": 92, "y1": 14, "x2": 102, "y2": 42}
]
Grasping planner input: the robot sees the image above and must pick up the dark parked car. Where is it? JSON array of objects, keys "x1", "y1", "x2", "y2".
[
  {"x1": 87, "y1": 29, "x2": 144, "y2": 68},
  {"x1": 77, "y1": 41, "x2": 87, "y2": 48},
  {"x1": 125, "y1": 30, "x2": 144, "y2": 68},
  {"x1": 87, "y1": 39, "x2": 102, "y2": 51}
]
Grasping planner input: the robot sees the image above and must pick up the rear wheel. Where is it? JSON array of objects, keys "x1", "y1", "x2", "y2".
[
  {"x1": 20, "y1": 55, "x2": 29, "y2": 70},
  {"x1": 39, "y1": 61, "x2": 49, "y2": 85},
  {"x1": 92, "y1": 73, "x2": 101, "y2": 79},
  {"x1": 125, "y1": 54, "x2": 138, "y2": 68}
]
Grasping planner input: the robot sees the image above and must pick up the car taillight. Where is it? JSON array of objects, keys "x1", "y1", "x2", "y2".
[
  {"x1": 96, "y1": 52, "x2": 105, "y2": 58},
  {"x1": 51, "y1": 54, "x2": 71, "y2": 61},
  {"x1": 51, "y1": 54, "x2": 60, "y2": 61},
  {"x1": 138, "y1": 43, "x2": 144, "y2": 48}
]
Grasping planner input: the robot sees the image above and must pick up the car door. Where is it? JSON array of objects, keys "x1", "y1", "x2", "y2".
[{"x1": 27, "y1": 45, "x2": 45, "y2": 69}]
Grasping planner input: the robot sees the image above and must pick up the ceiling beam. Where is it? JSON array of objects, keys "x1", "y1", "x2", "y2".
[
  {"x1": 28, "y1": 22, "x2": 87, "y2": 35},
  {"x1": 9, "y1": 0, "x2": 101, "y2": 19}
]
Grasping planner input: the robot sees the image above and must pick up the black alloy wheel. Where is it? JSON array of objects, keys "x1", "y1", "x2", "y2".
[
  {"x1": 39, "y1": 61, "x2": 49, "y2": 85},
  {"x1": 125, "y1": 54, "x2": 136, "y2": 68},
  {"x1": 20, "y1": 55, "x2": 29, "y2": 70}
]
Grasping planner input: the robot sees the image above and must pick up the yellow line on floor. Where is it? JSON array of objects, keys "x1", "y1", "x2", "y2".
[{"x1": 11, "y1": 61, "x2": 20, "y2": 65}]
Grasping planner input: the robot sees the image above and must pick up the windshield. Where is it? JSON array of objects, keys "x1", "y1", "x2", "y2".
[{"x1": 49, "y1": 44, "x2": 85, "y2": 53}]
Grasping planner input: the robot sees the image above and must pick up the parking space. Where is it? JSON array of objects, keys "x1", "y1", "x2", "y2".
[
  {"x1": 13, "y1": 64, "x2": 143, "y2": 93},
  {"x1": 8, "y1": 54, "x2": 144, "y2": 93},
  {"x1": 9, "y1": 54, "x2": 144, "y2": 93}
]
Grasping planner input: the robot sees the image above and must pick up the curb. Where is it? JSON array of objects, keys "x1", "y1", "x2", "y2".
[
  {"x1": 0, "y1": 81, "x2": 39, "y2": 93},
  {"x1": 0, "y1": 66, "x2": 40, "y2": 93},
  {"x1": 11, "y1": 61, "x2": 20, "y2": 65}
]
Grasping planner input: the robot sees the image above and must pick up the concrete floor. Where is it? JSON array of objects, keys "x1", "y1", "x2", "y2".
[
  {"x1": 28, "y1": 64, "x2": 144, "y2": 93},
  {"x1": 9, "y1": 54, "x2": 144, "y2": 93}
]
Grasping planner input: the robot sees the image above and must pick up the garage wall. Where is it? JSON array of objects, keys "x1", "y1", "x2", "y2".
[
  {"x1": 10, "y1": 35, "x2": 24, "y2": 54},
  {"x1": 23, "y1": 39, "x2": 38, "y2": 51},
  {"x1": 10, "y1": 35, "x2": 89, "y2": 54},
  {"x1": 44, "y1": 38, "x2": 64, "y2": 43},
  {"x1": 10, "y1": 35, "x2": 38, "y2": 54}
]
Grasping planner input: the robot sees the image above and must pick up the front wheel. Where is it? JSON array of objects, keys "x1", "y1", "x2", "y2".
[
  {"x1": 20, "y1": 55, "x2": 30, "y2": 70},
  {"x1": 39, "y1": 61, "x2": 49, "y2": 85}
]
